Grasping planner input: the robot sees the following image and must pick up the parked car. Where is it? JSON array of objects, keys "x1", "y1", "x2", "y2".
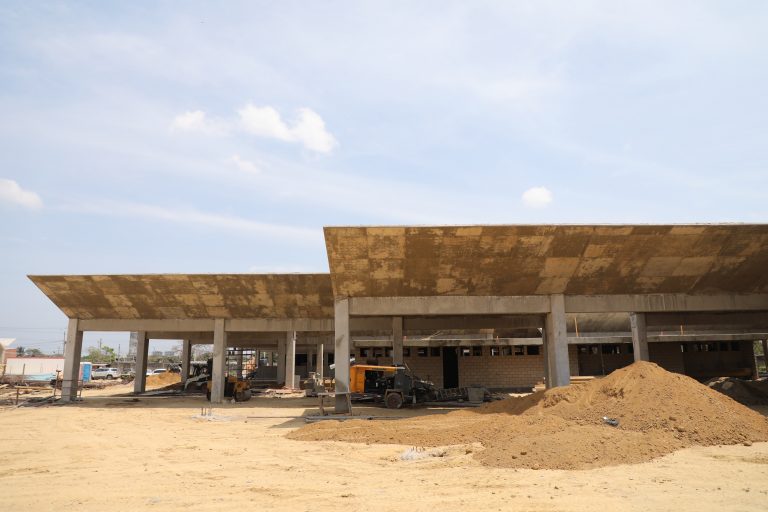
[
  {"x1": 92, "y1": 367, "x2": 120, "y2": 380},
  {"x1": 146, "y1": 368, "x2": 168, "y2": 376}
]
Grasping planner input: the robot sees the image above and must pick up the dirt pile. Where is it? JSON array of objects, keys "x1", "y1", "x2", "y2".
[
  {"x1": 707, "y1": 377, "x2": 768, "y2": 405},
  {"x1": 146, "y1": 372, "x2": 181, "y2": 388},
  {"x1": 289, "y1": 362, "x2": 768, "y2": 470}
]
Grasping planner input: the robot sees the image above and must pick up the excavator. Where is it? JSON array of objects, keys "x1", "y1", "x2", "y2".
[{"x1": 349, "y1": 364, "x2": 482, "y2": 408}]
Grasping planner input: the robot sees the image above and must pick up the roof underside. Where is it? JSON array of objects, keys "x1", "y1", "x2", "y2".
[
  {"x1": 324, "y1": 224, "x2": 768, "y2": 297},
  {"x1": 28, "y1": 274, "x2": 334, "y2": 320}
]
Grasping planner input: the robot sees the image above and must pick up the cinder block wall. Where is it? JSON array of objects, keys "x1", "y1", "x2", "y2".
[{"x1": 403, "y1": 354, "x2": 443, "y2": 386}]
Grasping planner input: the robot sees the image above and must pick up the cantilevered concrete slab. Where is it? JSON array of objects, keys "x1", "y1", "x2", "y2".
[
  {"x1": 324, "y1": 224, "x2": 768, "y2": 297},
  {"x1": 28, "y1": 273, "x2": 334, "y2": 320}
]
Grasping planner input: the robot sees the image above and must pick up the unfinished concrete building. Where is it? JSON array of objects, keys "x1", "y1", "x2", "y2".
[{"x1": 29, "y1": 224, "x2": 768, "y2": 412}]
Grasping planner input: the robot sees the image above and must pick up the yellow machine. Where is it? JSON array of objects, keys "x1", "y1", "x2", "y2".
[
  {"x1": 349, "y1": 364, "x2": 398, "y2": 394},
  {"x1": 349, "y1": 363, "x2": 476, "y2": 408},
  {"x1": 205, "y1": 375, "x2": 252, "y2": 402}
]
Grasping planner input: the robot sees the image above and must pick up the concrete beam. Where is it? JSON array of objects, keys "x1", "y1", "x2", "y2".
[
  {"x1": 334, "y1": 298, "x2": 351, "y2": 413},
  {"x1": 402, "y1": 315, "x2": 544, "y2": 330},
  {"x1": 349, "y1": 296, "x2": 551, "y2": 316},
  {"x1": 646, "y1": 311, "x2": 768, "y2": 331},
  {"x1": 544, "y1": 295, "x2": 570, "y2": 388},
  {"x1": 133, "y1": 331, "x2": 148, "y2": 394},
  {"x1": 630, "y1": 312, "x2": 649, "y2": 362},
  {"x1": 210, "y1": 319, "x2": 226, "y2": 404},
  {"x1": 285, "y1": 331, "x2": 296, "y2": 389},
  {"x1": 80, "y1": 319, "x2": 215, "y2": 332},
  {"x1": 392, "y1": 316, "x2": 403, "y2": 365},
  {"x1": 226, "y1": 318, "x2": 333, "y2": 332},
  {"x1": 61, "y1": 318, "x2": 83, "y2": 401},
  {"x1": 565, "y1": 294, "x2": 768, "y2": 313}
]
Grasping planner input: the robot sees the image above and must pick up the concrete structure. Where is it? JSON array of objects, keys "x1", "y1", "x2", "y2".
[
  {"x1": 28, "y1": 224, "x2": 768, "y2": 410},
  {"x1": 0, "y1": 338, "x2": 14, "y2": 366}
]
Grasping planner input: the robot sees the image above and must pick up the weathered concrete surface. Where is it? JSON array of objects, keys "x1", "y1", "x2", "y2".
[
  {"x1": 630, "y1": 312, "x2": 649, "y2": 361},
  {"x1": 61, "y1": 318, "x2": 83, "y2": 401},
  {"x1": 324, "y1": 225, "x2": 768, "y2": 297},
  {"x1": 28, "y1": 274, "x2": 334, "y2": 320}
]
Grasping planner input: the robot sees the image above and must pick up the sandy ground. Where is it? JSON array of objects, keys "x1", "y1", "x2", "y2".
[{"x1": 1, "y1": 390, "x2": 767, "y2": 512}]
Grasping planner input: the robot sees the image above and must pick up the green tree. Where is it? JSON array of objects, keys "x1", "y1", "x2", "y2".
[
  {"x1": 82, "y1": 346, "x2": 117, "y2": 363},
  {"x1": 16, "y1": 346, "x2": 25, "y2": 356},
  {"x1": 24, "y1": 348, "x2": 44, "y2": 357}
]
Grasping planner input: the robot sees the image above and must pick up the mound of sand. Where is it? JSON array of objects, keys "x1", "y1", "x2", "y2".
[
  {"x1": 146, "y1": 372, "x2": 181, "y2": 388},
  {"x1": 289, "y1": 362, "x2": 768, "y2": 470}
]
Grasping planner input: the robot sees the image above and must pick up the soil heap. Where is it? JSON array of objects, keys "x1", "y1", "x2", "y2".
[
  {"x1": 707, "y1": 377, "x2": 768, "y2": 406},
  {"x1": 288, "y1": 362, "x2": 768, "y2": 470},
  {"x1": 146, "y1": 372, "x2": 181, "y2": 388}
]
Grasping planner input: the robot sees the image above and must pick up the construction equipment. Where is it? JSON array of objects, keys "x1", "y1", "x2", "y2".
[
  {"x1": 203, "y1": 359, "x2": 252, "y2": 402},
  {"x1": 349, "y1": 364, "x2": 484, "y2": 408}
]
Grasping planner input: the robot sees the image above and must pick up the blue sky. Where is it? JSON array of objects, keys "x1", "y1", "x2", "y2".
[{"x1": 1, "y1": 1, "x2": 767, "y2": 353}]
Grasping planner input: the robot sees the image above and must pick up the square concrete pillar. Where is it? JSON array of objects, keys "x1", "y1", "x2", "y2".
[
  {"x1": 762, "y1": 340, "x2": 768, "y2": 374},
  {"x1": 210, "y1": 319, "x2": 227, "y2": 404},
  {"x1": 181, "y1": 339, "x2": 192, "y2": 385},
  {"x1": 285, "y1": 331, "x2": 297, "y2": 389},
  {"x1": 544, "y1": 294, "x2": 570, "y2": 388},
  {"x1": 133, "y1": 331, "x2": 149, "y2": 394},
  {"x1": 316, "y1": 342, "x2": 324, "y2": 379},
  {"x1": 630, "y1": 312, "x2": 649, "y2": 362},
  {"x1": 334, "y1": 298, "x2": 351, "y2": 413},
  {"x1": 392, "y1": 316, "x2": 403, "y2": 365},
  {"x1": 61, "y1": 318, "x2": 83, "y2": 402},
  {"x1": 276, "y1": 336, "x2": 286, "y2": 386}
]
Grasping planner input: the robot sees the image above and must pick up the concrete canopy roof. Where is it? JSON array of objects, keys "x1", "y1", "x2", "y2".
[
  {"x1": 28, "y1": 274, "x2": 334, "y2": 320},
  {"x1": 324, "y1": 224, "x2": 768, "y2": 297}
]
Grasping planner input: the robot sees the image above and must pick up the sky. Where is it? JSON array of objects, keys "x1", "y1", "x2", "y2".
[{"x1": 1, "y1": 1, "x2": 767, "y2": 353}]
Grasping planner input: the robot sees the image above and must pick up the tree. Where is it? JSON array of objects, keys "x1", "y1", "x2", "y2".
[
  {"x1": 24, "y1": 348, "x2": 44, "y2": 357},
  {"x1": 81, "y1": 345, "x2": 117, "y2": 363},
  {"x1": 16, "y1": 346, "x2": 25, "y2": 356}
]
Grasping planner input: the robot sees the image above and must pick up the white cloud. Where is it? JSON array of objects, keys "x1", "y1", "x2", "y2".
[
  {"x1": 522, "y1": 186, "x2": 553, "y2": 208},
  {"x1": 226, "y1": 154, "x2": 261, "y2": 174},
  {"x1": 171, "y1": 110, "x2": 227, "y2": 135},
  {"x1": 0, "y1": 179, "x2": 43, "y2": 209},
  {"x1": 238, "y1": 104, "x2": 338, "y2": 153}
]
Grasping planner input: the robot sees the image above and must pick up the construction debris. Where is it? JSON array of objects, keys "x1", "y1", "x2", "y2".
[{"x1": 706, "y1": 377, "x2": 768, "y2": 406}]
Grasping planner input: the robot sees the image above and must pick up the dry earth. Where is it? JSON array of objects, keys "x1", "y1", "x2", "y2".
[{"x1": 1, "y1": 388, "x2": 767, "y2": 511}]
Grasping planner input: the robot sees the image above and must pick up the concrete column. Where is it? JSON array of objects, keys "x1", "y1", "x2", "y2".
[
  {"x1": 285, "y1": 331, "x2": 297, "y2": 389},
  {"x1": 630, "y1": 312, "x2": 649, "y2": 362},
  {"x1": 133, "y1": 331, "x2": 149, "y2": 394},
  {"x1": 307, "y1": 346, "x2": 314, "y2": 377},
  {"x1": 181, "y1": 339, "x2": 192, "y2": 384},
  {"x1": 762, "y1": 340, "x2": 768, "y2": 373},
  {"x1": 316, "y1": 342, "x2": 324, "y2": 379},
  {"x1": 210, "y1": 319, "x2": 227, "y2": 404},
  {"x1": 544, "y1": 294, "x2": 570, "y2": 388},
  {"x1": 392, "y1": 316, "x2": 404, "y2": 365},
  {"x1": 334, "y1": 298, "x2": 351, "y2": 413},
  {"x1": 61, "y1": 318, "x2": 84, "y2": 401},
  {"x1": 276, "y1": 336, "x2": 286, "y2": 386},
  {"x1": 540, "y1": 327, "x2": 550, "y2": 387}
]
